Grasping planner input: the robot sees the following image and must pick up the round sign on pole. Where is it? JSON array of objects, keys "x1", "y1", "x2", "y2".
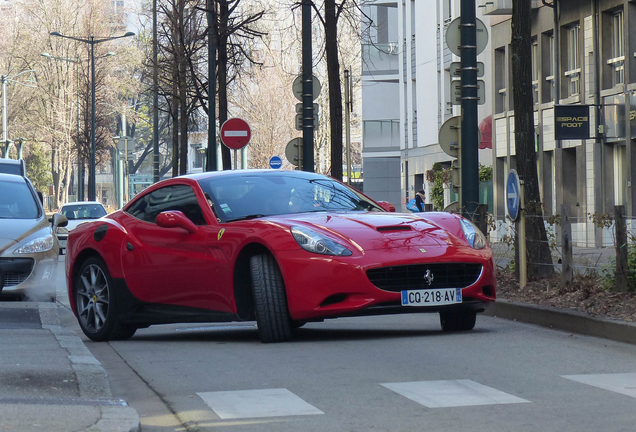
[
  {"x1": 445, "y1": 17, "x2": 489, "y2": 57},
  {"x1": 285, "y1": 137, "x2": 303, "y2": 166},
  {"x1": 269, "y1": 156, "x2": 283, "y2": 169},
  {"x1": 506, "y1": 169, "x2": 521, "y2": 222},
  {"x1": 220, "y1": 118, "x2": 251, "y2": 150},
  {"x1": 292, "y1": 75, "x2": 321, "y2": 101}
]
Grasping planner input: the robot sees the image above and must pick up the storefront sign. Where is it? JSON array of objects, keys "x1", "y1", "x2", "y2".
[{"x1": 555, "y1": 105, "x2": 590, "y2": 140}]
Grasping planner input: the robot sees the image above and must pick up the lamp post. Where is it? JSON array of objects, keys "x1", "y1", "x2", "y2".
[{"x1": 50, "y1": 31, "x2": 135, "y2": 201}]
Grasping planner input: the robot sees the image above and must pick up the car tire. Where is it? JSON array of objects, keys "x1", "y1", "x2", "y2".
[
  {"x1": 250, "y1": 253, "x2": 293, "y2": 343},
  {"x1": 74, "y1": 256, "x2": 136, "y2": 342},
  {"x1": 439, "y1": 310, "x2": 477, "y2": 332}
]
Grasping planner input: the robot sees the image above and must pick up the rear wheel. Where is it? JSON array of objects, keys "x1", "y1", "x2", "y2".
[
  {"x1": 250, "y1": 253, "x2": 293, "y2": 343},
  {"x1": 439, "y1": 310, "x2": 477, "y2": 332},
  {"x1": 74, "y1": 256, "x2": 136, "y2": 341}
]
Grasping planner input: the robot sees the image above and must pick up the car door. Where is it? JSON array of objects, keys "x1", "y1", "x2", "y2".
[{"x1": 120, "y1": 183, "x2": 223, "y2": 310}]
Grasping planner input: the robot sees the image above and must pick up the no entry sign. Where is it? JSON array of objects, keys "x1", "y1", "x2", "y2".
[{"x1": 220, "y1": 118, "x2": 251, "y2": 150}]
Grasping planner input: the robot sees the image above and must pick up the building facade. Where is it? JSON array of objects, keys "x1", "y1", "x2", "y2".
[
  {"x1": 361, "y1": 0, "x2": 493, "y2": 212},
  {"x1": 489, "y1": 0, "x2": 635, "y2": 246}
]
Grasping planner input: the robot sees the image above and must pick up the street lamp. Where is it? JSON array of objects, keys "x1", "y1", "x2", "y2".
[{"x1": 50, "y1": 31, "x2": 135, "y2": 202}]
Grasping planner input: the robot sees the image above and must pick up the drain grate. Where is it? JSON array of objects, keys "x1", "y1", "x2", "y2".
[{"x1": 0, "y1": 397, "x2": 127, "y2": 406}]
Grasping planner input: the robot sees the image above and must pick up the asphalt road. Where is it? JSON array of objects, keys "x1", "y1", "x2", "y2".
[{"x1": 54, "y1": 256, "x2": 636, "y2": 432}]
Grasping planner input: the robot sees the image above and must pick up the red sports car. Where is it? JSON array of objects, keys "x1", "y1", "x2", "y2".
[{"x1": 66, "y1": 170, "x2": 496, "y2": 343}]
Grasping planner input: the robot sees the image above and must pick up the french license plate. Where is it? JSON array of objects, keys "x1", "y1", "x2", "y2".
[{"x1": 401, "y1": 288, "x2": 462, "y2": 307}]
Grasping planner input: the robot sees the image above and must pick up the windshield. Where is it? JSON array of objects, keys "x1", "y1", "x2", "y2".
[
  {"x1": 197, "y1": 173, "x2": 383, "y2": 222},
  {"x1": 61, "y1": 204, "x2": 107, "y2": 220},
  {"x1": 0, "y1": 180, "x2": 39, "y2": 219}
]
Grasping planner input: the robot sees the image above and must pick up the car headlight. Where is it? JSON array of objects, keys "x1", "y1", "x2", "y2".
[
  {"x1": 459, "y1": 218, "x2": 487, "y2": 250},
  {"x1": 291, "y1": 226, "x2": 352, "y2": 256},
  {"x1": 14, "y1": 234, "x2": 55, "y2": 254}
]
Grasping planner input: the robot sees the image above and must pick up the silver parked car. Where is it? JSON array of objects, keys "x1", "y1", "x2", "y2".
[
  {"x1": 0, "y1": 173, "x2": 67, "y2": 298},
  {"x1": 56, "y1": 201, "x2": 107, "y2": 254}
]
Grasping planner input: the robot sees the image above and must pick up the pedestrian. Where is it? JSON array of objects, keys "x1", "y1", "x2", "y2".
[{"x1": 415, "y1": 189, "x2": 426, "y2": 212}]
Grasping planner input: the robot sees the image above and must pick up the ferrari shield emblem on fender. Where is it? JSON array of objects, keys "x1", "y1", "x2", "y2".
[
  {"x1": 423, "y1": 270, "x2": 434, "y2": 286},
  {"x1": 217, "y1": 229, "x2": 225, "y2": 241}
]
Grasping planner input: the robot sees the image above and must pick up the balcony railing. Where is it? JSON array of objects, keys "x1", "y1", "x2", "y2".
[{"x1": 362, "y1": 43, "x2": 400, "y2": 75}]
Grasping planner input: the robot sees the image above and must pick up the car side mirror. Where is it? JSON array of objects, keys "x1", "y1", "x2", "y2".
[
  {"x1": 156, "y1": 211, "x2": 198, "y2": 234},
  {"x1": 376, "y1": 201, "x2": 396, "y2": 212},
  {"x1": 52, "y1": 213, "x2": 68, "y2": 228}
]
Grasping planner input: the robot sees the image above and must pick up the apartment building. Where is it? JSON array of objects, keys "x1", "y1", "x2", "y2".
[
  {"x1": 361, "y1": 0, "x2": 493, "y2": 211},
  {"x1": 489, "y1": 0, "x2": 635, "y2": 246}
]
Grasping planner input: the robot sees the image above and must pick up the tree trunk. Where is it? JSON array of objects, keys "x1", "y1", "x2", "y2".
[
  {"x1": 218, "y1": 0, "x2": 231, "y2": 170},
  {"x1": 511, "y1": 1, "x2": 553, "y2": 279},
  {"x1": 178, "y1": 0, "x2": 188, "y2": 176},
  {"x1": 325, "y1": 0, "x2": 343, "y2": 180}
]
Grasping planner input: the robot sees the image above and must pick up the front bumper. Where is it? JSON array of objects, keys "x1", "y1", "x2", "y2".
[{"x1": 276, "y1": 246, "x2": 496, "y2": 321}]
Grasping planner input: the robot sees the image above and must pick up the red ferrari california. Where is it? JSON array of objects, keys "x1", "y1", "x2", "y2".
[{"x1": 66, "y1": 170, "x2": 495, "y2": 343}]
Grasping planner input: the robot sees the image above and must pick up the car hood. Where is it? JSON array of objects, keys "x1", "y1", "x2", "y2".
[
  {"x1": 0, "y1": 218, "x2": 49, "y2": 253},
  {"x1": 271, "y1": 212, "x2": 463, "y2": 251},
  {"x1": 66, "y1": 219, "x2": 94, "y2": 231}
]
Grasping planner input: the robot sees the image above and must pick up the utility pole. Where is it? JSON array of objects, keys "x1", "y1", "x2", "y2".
[
  {"x1": 153, "y1": 0, "x2": 160, "y2": 182},
  {"x1": 460, "y1": 0, "x2": 479, "y2": 218},
  {"x1": 301, "y1": 0, "x2": 314, "y2": 172},
  {"x1": 206, "y1": 0, "x2": 217, "y2": 171}
]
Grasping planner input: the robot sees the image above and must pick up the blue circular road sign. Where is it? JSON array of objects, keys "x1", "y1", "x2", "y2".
[
  {"x1": 269, "y1": 156, "x2": 283, "y2": 169},
  {"x1": 506, "y1": 169, "x2": 521, "y2": 221}
]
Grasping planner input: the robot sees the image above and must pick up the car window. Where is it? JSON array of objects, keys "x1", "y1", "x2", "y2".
[
  {"x1": 61, "y1": 204, "x2": 107, "y2": 220},
  {"x1": 0, "y1": 179, "x2": 39, "y2": 219},
  {"x1": 126, "y1": 184, "x2": 206, "y2": 225},
  {"x1": 197, "y1": 174, "x2": 383, "y2": 221}
]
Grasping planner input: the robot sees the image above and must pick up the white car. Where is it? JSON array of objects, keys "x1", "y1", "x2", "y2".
[{"x1": 56, "y1": 201, "x2": 107, "y2": 254}]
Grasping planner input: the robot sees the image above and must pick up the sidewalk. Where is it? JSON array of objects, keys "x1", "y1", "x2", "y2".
[{"x1": 0, "y1": 301, "x2": 139, "y2": 432}]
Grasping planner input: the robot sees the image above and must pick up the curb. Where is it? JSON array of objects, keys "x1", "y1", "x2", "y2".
[
  {"x1": 484, "y1": 299, "x2": 636, "y2": 345},
  {"x1": 38, "y1": 303, "x2": 141, "y2": 432}
]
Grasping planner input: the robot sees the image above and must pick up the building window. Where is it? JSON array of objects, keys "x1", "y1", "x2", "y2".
[
  {"x1": 495, "y1": 47, "x2": 506, "y2": 113},
  {"x1": 542, "y1": 32, "x2": 555, "y2": 102},
  {"x1": 608, "y1": 10, "x2": 624, "y2": 86},
  {"x1": 531, "y1": 39, "x2": 539, "y2": 104},
  {"x1": 565, "y1": 24, "x2": 580, "y2": 97}
]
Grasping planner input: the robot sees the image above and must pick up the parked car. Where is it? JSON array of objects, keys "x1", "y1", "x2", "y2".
[
  {"x1": 0, "y1": 158, "x2": 26, "y2": 176},
  {"x1": 65, "y1": 170, "x2": 496, "y2": 343},
  {"x1": 56, "y1": 201, "x2": 108, "y2": 254},
  {"x1": 0, "y1": 173, "x2": 67, "y2": 298}
]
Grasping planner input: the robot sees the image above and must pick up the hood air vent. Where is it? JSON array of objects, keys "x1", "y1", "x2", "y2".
[{"x1": 376, "y1": 226, "x2": 412, "y2": 232}]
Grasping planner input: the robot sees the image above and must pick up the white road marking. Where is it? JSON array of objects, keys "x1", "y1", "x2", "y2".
[
  {"x1": 381, "y1": 379, "x2": 530, "y2": 408},
  {"x1": 562, "y1": 373, "x2": 636, "y2": 398},
  {"x1": 197, "y1": 388, "x2": 324, "y2": 419}
]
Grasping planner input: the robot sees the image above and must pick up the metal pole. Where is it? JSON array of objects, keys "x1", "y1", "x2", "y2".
[
  {"x1": 301, "y1": 0, "x2": 314, "y2": 172},
  {"x1": 460, "y1": 0, "x2": 479, "y2": 218},
  {"x1": 2, "y1": 75, "x2": 8, "y2": 158},
  {"x1": 153, "y1": 0, "x2": 160, "y2": 182},
  {"x1": 519, "y1": 179, "x2": 527, "y2": 288},
  {"x1": 76, "y1": 61, "x2": 84, "y2": 201},
  {"x1": 344, "y1": 69, "x2": 352, "y2": 184},
  {"x1": 90, "y1": 39, "x2": 96, "y2": 201}
]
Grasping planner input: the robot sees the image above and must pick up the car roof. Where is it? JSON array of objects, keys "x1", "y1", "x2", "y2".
[
  {"x1": 0, "y1": 172, "x2": 28, "y2": 183},
  {"x1": 0, "y1": 158, "x2": 26, "y2": 176},
  {"x1": 62, "y1": 201, "x2": 105, "y2": 207}
]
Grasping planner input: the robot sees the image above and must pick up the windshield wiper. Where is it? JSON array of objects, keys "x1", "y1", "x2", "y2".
[{"x1": 226, "y1": 214, "x2": 266, "y2": 222}]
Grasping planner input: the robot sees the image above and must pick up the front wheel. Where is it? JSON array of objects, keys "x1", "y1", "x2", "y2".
[
  {"x1": 250, "y1": 254, "x2": 293, "y2": 343},
  {"x1": 439, "y1": 310, "x2": 477, "y2": 332},
  {"x1": 74, "y1": 256, "x2": 136, "y2": 341}
]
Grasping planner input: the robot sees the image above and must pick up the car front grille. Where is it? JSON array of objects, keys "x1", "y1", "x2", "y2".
[
  {"x1": 0, "y1": 258, "x2": 34, "y2": 288},
  {"x1": 367, "y1": 263, "x2": 483, "y2": 292}
]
